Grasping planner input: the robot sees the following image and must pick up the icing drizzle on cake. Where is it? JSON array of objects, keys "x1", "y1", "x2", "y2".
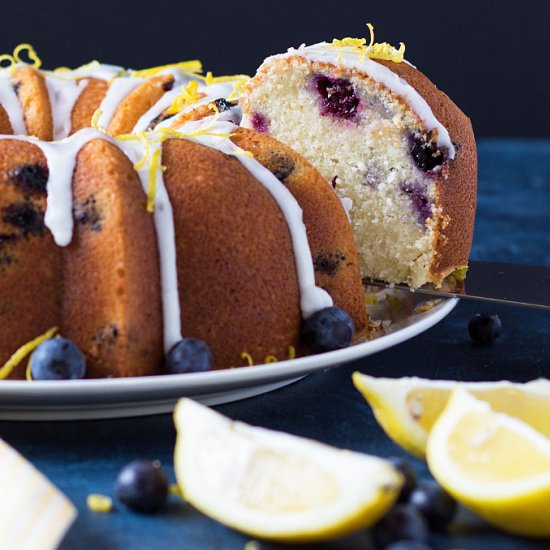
[{"x1": 0, "y1": 53, "x2": 333, "y2": 353}]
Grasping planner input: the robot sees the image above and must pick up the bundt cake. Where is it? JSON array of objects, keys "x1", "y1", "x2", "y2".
[
  {"x1": 0, "y1": 46, "x2": 368, "y2": 379},
  {"x1": 241, "y1": 26, "x2": 477, "y2": 288}
]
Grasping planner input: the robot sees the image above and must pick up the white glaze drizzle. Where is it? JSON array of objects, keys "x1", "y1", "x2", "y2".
[
  {"x1": 131, "y1": 69, "x2": 194, "y2": 133},
  {"x1": 115, "y1": 136, "x2": 182, "y2": 352},
  {"x1": 3, "y1": 128, "x2": 111, "y2": 245},
  {"x1": 154, "y1": 81, "x2": 241, "y2": 130},
  {"x1": 44, "y1": 75, "x2": 89, "y2": 140},
  {"x1": 172, "y1": 118, "x2": 333, "y2": 318},
  {"x1": 274, "y1": 43, "x2": 455, "y2": 159},
  {"x1": 0, "y1": 74, "x2": 26, "y2": 134}
]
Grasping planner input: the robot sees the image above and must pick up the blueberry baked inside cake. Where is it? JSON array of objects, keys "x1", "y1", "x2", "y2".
[{"x1": 241, "y1": 25, "x2": 477, "y2": 288}]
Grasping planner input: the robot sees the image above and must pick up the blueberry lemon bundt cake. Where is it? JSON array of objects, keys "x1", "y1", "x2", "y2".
[
  {"x1": 241, "y1": 26, "x2": 477, "y2": 288},
  {"x1": 0, "y1": 46, "x2": 368, "y2": 379}
]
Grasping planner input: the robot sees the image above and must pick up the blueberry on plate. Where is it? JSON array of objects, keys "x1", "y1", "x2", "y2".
[
  {"x1": 115, "y1": 460, "x2": 169, "y2": 513},
  {"x1": 388, "y1": 457, "x2": 417, "y2": 503},
  {"x1": 372, "y1": 504, "x2": 429, "y2": 548},
  {"x1": 301, "y1": 306, "x2": 355, "y2": 353},
  {"x1": 166, "y1": 338, "x2": 213, "y2": 374},
  {"x1": 409, "y1": 481, "x2": 457, "y2": 532},
  {"x1": 468, "y1": 313, "x2": 502, "y2": 344},
  {"x1": 30, "y1": 338, "x2": 86, "y2": 380}
]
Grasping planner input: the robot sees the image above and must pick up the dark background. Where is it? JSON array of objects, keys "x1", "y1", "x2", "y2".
[{"x1": 3, "y1": 0, "x2": 549, "y2": 137}]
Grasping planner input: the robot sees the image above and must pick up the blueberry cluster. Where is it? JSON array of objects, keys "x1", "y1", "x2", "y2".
[{"x1": 371, "y1": 457, "x2": 457, "y2": 550}]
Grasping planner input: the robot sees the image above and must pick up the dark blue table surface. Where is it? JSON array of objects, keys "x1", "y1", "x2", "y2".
[{"x1": 2, "y1": 139, "x2": 550, "y2": 550}]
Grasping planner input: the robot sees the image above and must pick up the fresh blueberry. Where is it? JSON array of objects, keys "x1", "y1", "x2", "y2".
[
  {"x1": 385, "y1": 541, "x2": 434, "y2": 550},
  {"x1": 312, "y1": 74, "x2": 360, "y2": 121},
  {"x1": 372, "y1": 504, "x2": 429, "y2": 548},
  {"x1": 115, "y1": 460, "x2": 169, "y2": 513},
  {"x1": 301, "y1": 307, "x2": 355, "y2": 353},
  {"x1": 30, "y1": 338, "x2": 86, "y2": 380},
  {"x1": 409, "y1": 482, "x2": 457, "y2": 532},
  {"x1": 468, "y1": 313, "x2": 502, "y2": 344},
  {"x1": 166, "y1": 338, "x2": 213, "y2": 374},
  {"x1": 388, "y1": 457, "x2": 417, "y2": 503}
]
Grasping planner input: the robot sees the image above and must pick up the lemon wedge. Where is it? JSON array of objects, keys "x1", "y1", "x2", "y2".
[
  {"x1": 173, "y1": 398, "x2": 402, "y2": 542},
  {"x1": 427, "y1": 388, "x2": 550, "y2": 537},
  {"x1": 352, "y1": 373, "x2": 550, "y2": 458}
]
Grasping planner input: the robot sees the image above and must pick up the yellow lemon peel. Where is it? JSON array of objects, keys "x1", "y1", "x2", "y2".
[
  {"x1": 264, "y1": 355, "x2": 278, "y2": 364},
  {"x1": 0, "y1": 327, "x2": 57, "y2": 380},
  {"x1": 90, "y1": 108, "x2": 104, "y2": 130},
  {"x1": 288, "y1": 345, "x2": 296, "y2": 359},
  {"x1": 330, "y1": 23, "x2": 405, "y2": 63},
  {"x1": 87, "y1": 494, "x2": 113, "y2": 513},
  {"x1": 240, "y1": 352, "x2": 254, "y2": 367},
  {"x1": 0, "y1": 43, "x2": 42, "y2": 70},
  {"x1": 166, "y1": 81, "x2": 204, "y2": 115},
  {"x1": 452, "y1": 265, "x2": 469, "y2": 282},
  {"x1": 146, "y1": 147, "x2": 164, "y2": 213},
  {"x1": 132, "y1": 60, "x2": 203, "y2": 79}
]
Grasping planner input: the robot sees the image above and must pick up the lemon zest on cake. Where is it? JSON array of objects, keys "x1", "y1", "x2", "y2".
[
  {"x1": 0, "y1": 43, "x2": 41, "y2": 70},
  {"x1": 0, "y1": 327, "x2": 57, "y2": 380},
  {"x1": 240, "y1": 352, "x2": 254, "y2": 367},
  {"x1": 14, "y1": 43, "x2": 42, "y2": 68},
  {"x1": 91, "y1": 108, "x2": 104, "y2": 130},
  {"x1": 132, "y1": 60, "x2": 203, "y2": 79},
  {"x1": 330, "y1": 23, "x2": 405, "y2": 63},
  {"x1": 165, "y1": 81, "x2": 204, "y2": 115},
  {"x1": 146, "y1": 147, "x2": 163, "y2": 213},
  {"x1": 87, "y1": 494, "x2": 113, "y2": 513},
  {"x1": 264, "y1": 355, "x2": 278, "y2": 364}
]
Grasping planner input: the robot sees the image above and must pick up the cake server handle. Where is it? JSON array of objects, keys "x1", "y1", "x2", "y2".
[{"x1": 363, "y1": 260, "x2": 550, "y2": 310}]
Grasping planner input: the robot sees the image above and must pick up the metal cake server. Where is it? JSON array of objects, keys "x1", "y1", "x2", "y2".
[{"x1": 363, "y1": 260, "x2": 550, "y2": 310}]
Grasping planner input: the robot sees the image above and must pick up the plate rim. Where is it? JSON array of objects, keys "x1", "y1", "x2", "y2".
[{"x1": 0, "y1": 297, "x2": 458, "y2": 400}]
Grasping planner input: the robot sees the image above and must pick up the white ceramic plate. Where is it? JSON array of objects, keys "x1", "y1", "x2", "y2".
[{"x1": 0, "y1": 290, "x2": 457, "y2": 420}]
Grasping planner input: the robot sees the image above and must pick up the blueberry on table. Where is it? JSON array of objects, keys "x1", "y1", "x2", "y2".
[
  {"x1": 30, "y1": 338, "x2": 86, "y2": 380},
  {"x1": 301, "y1": 307, "x2": 355, "y2": 353},
  {"x1": 388, "y1": 457, "x2": 417, "y2": 503},
  {"x1": 409, "y1": 482, "x2": 457, "y2": 532},
  {"x1": 372, "y1": 504, "x2": 429, "y2": 548},
  {"x1": 468, "y1": 313, "x2": 502, "y2": 344},
  {"x1": 115, "y1": 460, "x2": 169, "y2": 513},
  {"x1": 166, "y1": 338, "x2": 213, "y2": 374}
]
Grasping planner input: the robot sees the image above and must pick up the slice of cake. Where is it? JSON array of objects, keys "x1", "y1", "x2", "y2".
[{"x1": 241, "y1": 26, "x2": 477, "y2": 288}]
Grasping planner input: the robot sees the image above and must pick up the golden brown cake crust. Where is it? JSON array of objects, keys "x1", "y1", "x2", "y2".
[
  {"x1": 162, "y1": 138, "x2": 302, "y2": 369},
  {"x1": 231, "y1": 128, "x2": 369, "y2": 336},
  {"x1": 107, "y1": 74, "x2": 175, "y2": 136},
  {"x1": 12, "y1": 66, "x2": 53, "y2": 140},
  {"x1": 376, "y1": 60, "x2": 478, "y2": 283},
  {"x1": 0, "y1": 105, "x2": 13, "y2": 134},
  {"x1": 61, "y1": 139, "x2": 164, "y2": 377},
  {"x1": 0, "y1": 140, "x2": 61, "y2": 380},
  {"x1": 70, "y1": 78, "x2": 108, "y2": 135}
]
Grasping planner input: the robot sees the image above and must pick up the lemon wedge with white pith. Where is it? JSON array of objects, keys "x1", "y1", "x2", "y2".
[
  {"x1": 352, "y1": 373, "x2": 550, "y2": 458},
  {"x1": 427, "y1": 388, "x2": 550, "y2": 537},
  {"x1": 173, "y1": 399, "x2": 402, "y2": 543}
]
